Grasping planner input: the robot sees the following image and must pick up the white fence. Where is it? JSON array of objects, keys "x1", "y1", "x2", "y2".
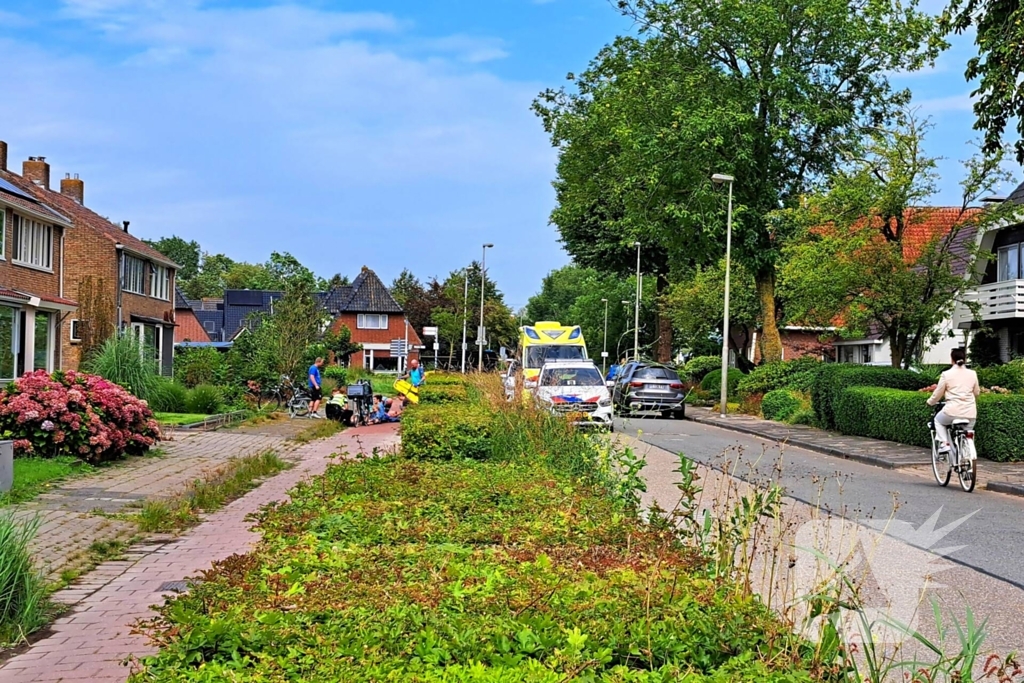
[{"x1": 953, "y1": 279, "x2": 1024, "y2": 328}]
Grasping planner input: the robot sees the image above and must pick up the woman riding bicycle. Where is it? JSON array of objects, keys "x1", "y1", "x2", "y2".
[{"x1": 926, "y1": 348, "x2": 980, "y2": 455}]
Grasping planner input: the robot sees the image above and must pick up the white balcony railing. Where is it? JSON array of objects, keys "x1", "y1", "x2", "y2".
[{"x1": 953, "y1": 279, "x2": 1024, "y2": 328}]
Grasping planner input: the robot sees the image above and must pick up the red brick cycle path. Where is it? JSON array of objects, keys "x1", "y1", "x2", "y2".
[{"x1": 0, "y1": 423, "x2": 400, "y2": 683}]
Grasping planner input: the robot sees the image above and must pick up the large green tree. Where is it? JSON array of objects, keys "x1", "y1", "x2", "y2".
[
  {"x1": 536, "y1": 0, "x2": 943, "y2": 363},
  {"x1": 779, "y1": 116, "x2": 1016, "y2": 367},
  {"x1": 145, "y1": 236, "x2": 201, "y2": 282},
  {"x1": 942, "y1": 0, "x2": 1024, "y2": 163}
]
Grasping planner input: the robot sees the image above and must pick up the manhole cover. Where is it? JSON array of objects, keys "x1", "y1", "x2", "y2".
[{"x1": 157, "y1": 581, "x2": 190, "y2": 593}]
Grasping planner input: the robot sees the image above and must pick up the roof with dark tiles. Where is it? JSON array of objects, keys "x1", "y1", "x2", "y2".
[
  {"x1": 0, "y1": 174, "x2": 71, "y2": 226},
  {"x1": 324, "y1": 267, "x2": 403, "y2": 314},
  {"x1": 1007, "y1": 180, "x2": 1024, "y2": 205}
]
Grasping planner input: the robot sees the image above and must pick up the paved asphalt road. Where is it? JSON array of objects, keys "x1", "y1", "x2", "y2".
[{"x1": 617, "y1": 413, "x2": 1024, "y2": 590}]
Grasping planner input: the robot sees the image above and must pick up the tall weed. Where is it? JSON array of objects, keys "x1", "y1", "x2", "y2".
[{"x1": 0, "y1": 515, "x2": 47, "y2": 644}]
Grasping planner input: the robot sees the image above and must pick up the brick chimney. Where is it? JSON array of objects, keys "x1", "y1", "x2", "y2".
[
  {"x1": 23, "y1": 157, "x2": 50, "y2": 189},
  {"x1": 0, "y1": 141, "x2": 7, "y2": 172},
  {"x1": 61, "y1": 173, "x2": 84, "y2": 204}
]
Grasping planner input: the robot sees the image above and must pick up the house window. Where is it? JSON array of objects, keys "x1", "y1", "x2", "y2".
[
  {"x1": 34, "y1": 312, "x2": 52, "y2": 372},
  {"x1": 0, "y1": 305, "x2": 16, "y2": 380},
  {"x1": 70, "y1": 319, "x2": 82, "y2": 342},
  {"x1": 357, "y1": 314, "x2": 388, "y2": 329},
  {"x1": 150, "y1": 265, "x2": 170, "y2": 301},
  {"x1": 861, "y1": 344, "x2": 871, "y2": 364},
  {"x1": 123, "y1": 255, "x2": 145, "y2": 294},
  {"x1": 12, "y1": 215, "x2": 52, "y2": 270},
  {"x1": 203, "y1": 320, "x2": 216, "y2": 333},
  {"x1": 130, "y1": 322, "x2": 163, "y2": 372},
  {"x1": 0, "y1": 210, "x2": 6, "y2": 260},
  {"x1": 998, "y1": 244, "x2": 1022, "y2": 281}
]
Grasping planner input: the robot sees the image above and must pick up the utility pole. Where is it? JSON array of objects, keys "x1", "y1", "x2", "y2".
[
  {"x1": 461, "y1": 268, "x2": 469, "y2": 373},
  {"x1": 712, "y1": 173, "x2": 735, "y2": 418},
  {"x1": 601, "y1": 298, "x2": 609, "y2": 375},
  {"x1": 633, "y1": 242, "x2": 641, "y2": 362},
  {"x1": 478, "y1": 243, "x2": 493, "y2": 372}
]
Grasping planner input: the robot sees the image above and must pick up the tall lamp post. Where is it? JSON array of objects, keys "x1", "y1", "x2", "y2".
[
  {"x1": 632, "y1": 242, "x2": 641, "y2": 362},
  {"x1": 478, "y1": 243, "x2": 494, "y2": 372},
  {"x1": 460, "y1": 267, "x2": 470, "y2": 373},
  {"x1": 601, "y1": 298, "x2": 609, "y2": 375},
  {"x1": 712, "y1": 173, "x2": 735, "y2": 418}
]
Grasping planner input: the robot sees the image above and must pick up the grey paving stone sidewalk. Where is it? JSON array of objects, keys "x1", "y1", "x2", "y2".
[
  {"x1": 687, "y1": 407, "x2": 1024, "y2": 497},
  {"x1": 4, "y1": 418, "x2": 310, "y2": 580}
]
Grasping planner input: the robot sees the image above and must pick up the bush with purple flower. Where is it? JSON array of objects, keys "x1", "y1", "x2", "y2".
[{"x1": 0, "y1": 370, "x2": 160, "y2": 464}]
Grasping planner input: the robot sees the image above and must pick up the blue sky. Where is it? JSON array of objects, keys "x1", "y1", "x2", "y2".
[{"x1": 0, "y1": 0, "x2": 1011, "y2": 307}]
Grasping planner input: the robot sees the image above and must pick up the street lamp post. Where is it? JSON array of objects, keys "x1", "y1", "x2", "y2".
[
  {"x1": 633, "y1": 242, "x2": 641, "y2": 362},
  {"x1": 601, "y1": 298, "x2": 609, "y2": 375},
  {"x1": 712, "y1": 173, "x2": 735, "y2": 418},
  {"x1": 460, "y1": 267, "x2": 469, "y2": 374},
  {"x1": 478, "y1": 243, "x2": 494, "y2": 372}
]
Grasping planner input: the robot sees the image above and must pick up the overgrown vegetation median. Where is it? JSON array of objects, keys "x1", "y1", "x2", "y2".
[{"x1": 129, "y1": 374, "x2": 822, "y2": 681}]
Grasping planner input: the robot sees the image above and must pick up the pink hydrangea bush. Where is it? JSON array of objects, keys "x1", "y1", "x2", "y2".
[{"x1": 0, "y1": 370, "x2": 161, "y2": 464}]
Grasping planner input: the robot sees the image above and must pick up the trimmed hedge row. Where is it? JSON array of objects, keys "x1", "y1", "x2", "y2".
[
  {"x1": 418, "y1": 383, "x2": 469, "y2": 404},
  {"x1": 737, "y1": 358, "x2": 820, "y2": 397},
  {"x1": 761, "y1": 389, "x2": 803, "y2": 422},
  {"x1": 700, "y1": 368, "x2": 745, "y2": 394},
  {"x1": 401, "y1": 402, "x2": 494, "y2": 460},
  {"x1": 811, "y1": 365, "x2": 931, "y2": 431},
  {"x1": 976, "y1": 362, "x2": 1024, "y2": 392},
  {"x1": 833, "y1": 387, "x2": 1024, "y2": 462}
]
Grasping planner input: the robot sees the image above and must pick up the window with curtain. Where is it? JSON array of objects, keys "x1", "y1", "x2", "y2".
[
  {"x1": 34, "y1": 313, "x2": 51, "y2": 372},
  {"x1": 998, "y1": 244, "x2": 1022, "y2": 281},
  {"x1": 0, "y1": 306, "x2": 16, "y2": 380},
  {"x1": 13, "y1": 215, "x2": 52, "y2": 269},
  {"x1": 123, "y1": 255, "x2": 145, "y2": 294},
  {"x1": 357, "y1": 313, "x2": 388, "y2": 329},
  {"x1": 150, "y1": 264, "x2": 170, "y2": 300}
]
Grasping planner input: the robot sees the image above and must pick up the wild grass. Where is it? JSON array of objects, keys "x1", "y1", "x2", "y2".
[
  {"x1": 0, "y1": 515, "x2": 47, "y2": 645},
  {"x1": 152, "y1": 413, "x2": 211, "y2": 426},
  {"x1": 291, "y1": 418, "x2": 345, "y2": 444},
  {"x1": 83, "y1": 334, "x2": 160, "y2": 400},
  {"x1": 135, "y1": 450, "x2": 289, "y2": 533},
  {"x1": 0, "y1": 457, "x2": 95, "y2": 506}
]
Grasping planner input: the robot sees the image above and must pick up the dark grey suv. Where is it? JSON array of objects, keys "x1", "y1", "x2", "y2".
[{"x1": 612, "y1": 363, "x2": 686, "y2": 418}]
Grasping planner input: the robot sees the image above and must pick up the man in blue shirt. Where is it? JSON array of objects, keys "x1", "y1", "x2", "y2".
[
  {"x1": 408, "y1": 358, "x2": 424, "y2": 388},
  {"x1": 308, "y1": 357, "x2": 324, "y2": 418}
]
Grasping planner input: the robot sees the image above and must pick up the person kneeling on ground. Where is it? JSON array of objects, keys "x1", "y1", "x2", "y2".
[{"x1": 325, "y1": 387, "x2": 354, "y2": 425}]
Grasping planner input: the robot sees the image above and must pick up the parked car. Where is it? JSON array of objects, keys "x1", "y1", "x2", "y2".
[
  {"x1": 535, "y1": 360, "x2": 614, "y2": 430},
  {"x1": 612, "y1": 362, "x2": 686, "y2": 419}
]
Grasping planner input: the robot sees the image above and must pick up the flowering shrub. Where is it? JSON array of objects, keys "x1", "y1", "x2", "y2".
[{"x1": 0, "y1": 370, "x2": 160, "y2": 464}]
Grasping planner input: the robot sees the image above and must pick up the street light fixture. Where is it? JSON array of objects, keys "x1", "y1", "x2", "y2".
[
  {"x1": 478, "y1": 243, "x2": 494, "y2": 372},
  {"x1": 712, "y1": 173, "x2": 735, "y2": 418},
  {"x1": 633, "y1": 242, "x2": 641, "y2": 362},
  {"x1": 601, "y1": 298, "x2": 609, "y2": 375}
]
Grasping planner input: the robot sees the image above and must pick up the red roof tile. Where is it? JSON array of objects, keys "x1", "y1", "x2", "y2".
[
  {"x1": 0, "y1": 289, "x2": 29, "y2": 302},
  {"x1": 0, "y1": 173, "x2": 72, "y2": 226}
]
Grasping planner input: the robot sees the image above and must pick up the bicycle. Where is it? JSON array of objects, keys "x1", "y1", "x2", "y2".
[
  {"x1": 268, "y1": 375, "x2": 295, "y2": 409},
  {"x1": 929, "y1": 403, "x2": 978, "y2": 492},
  {"x1": 287, "y1": 386, "x2": 313, "y2": 418}
]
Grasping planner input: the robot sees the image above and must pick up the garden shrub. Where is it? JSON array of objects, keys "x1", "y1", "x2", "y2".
[
  {"x1": 788, "y1": 408, "x2": 817, "y2": 426},
  {"x1": 682, "y1": 355, "x2": 720, "y2": 381},
  {"x1": 185, "y1": 384, "x2": 224, "y2": 415},
  {"x1": 700, "y1": 368, "x2": 745, "y2": 394},
  {"x1": 976, "y1": 360, "x2": 1024, "y2": 392},
  {"x1": 419, "y1": 383, "x2": 468, "y2": 404},
  {"x1": 969, "y1": 328, "x2": 1002, "y2": 368},
  {"x1": 423, "y1": 373, "x2": 468, "y2": 386},
  {"x1": 322, "y1": 365, "x2": 348, "y2": 385},
  {"x1": 0, "y1": 370, "x2": 159, "y2": 463},
  {"x1": 83, "y1": 334, "x2": 160, "y2": 401},
  {"x1": 401, "y1": 403, "x2": 494, "y2": 460},
  {"x1": 811, "y1": 365, "x2": 930, "y2": 430},
  {"x1": 173, "y1": 347, "x2": 227, "y2": 388},
  {"x1": 148, "y1": 378, "x2": 188, "y2": 413},
  {"x1": 737, "y1": 358, "x2": 820, "y2": 397},
  {"x1": 761, "y1": 389, "x2": 803, "y2": 422},
  {"x1": 832, "y1": 387, "x2": 1024, "y2": 461}
]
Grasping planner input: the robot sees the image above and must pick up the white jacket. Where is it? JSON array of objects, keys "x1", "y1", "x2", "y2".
[{"x1": 926, "y1": 364, "x2": 980, "y2": 419}]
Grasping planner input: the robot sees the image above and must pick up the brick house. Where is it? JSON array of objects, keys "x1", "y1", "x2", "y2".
[
  {"x1": 1, "y1": 147, "x2": 179, "y2": 375},
  {"x1": 322, "y1": 266, "x2": 422, "y2": 370},
  {"x1": 749, "y1": 326, "x2": 836, "y2": 364},
  {"x1": 174, "y1": 287, "x2": 211, "y2": 344},
  {"x1": 0, "y1": 142, "x2": 78, "y2": 380}
]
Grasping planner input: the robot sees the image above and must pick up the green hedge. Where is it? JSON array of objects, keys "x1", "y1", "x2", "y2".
[
  {"x1": 683, "y1": 356, "x2": 721, "y2": 381},
  {"x1": 811, "y1": 365, "x2": 930, "y2": 431},
  {"x1": 401, "y1": 403, "x2": 494, "y2": 460},
  {"x1": 423, "y1": 373, "x2": 469, "y2": 386},
  {"x1": 418, "y1": 383, "x2": 469, "y2": 404},
  {"x1": 832, "y1": 387, "x2": 1024, "y2": 462},
  {"x1": 700, "y1": 368, "x2": 745, "y2": 394},
  {"x1": 737, "y1": 358, "x2": 821, "y2": 396},
  {"x1": 976, "y1": 362, "x2": 1024, "y2": 391},
  {"x1": 761, "y1": 389, "x2": 803, "y2": 422}
]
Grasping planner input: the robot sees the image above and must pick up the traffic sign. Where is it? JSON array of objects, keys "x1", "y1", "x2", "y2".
[
  {"x1": 423, "y1": 326, "x2": 438, "y2": 337},
  {"x1": 389, "y1": 339, "x2": 408, "y2": 357}
]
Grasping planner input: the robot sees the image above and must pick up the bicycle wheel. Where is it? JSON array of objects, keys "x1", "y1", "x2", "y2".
[
  {"x1": 290, "y1": 397, "x2": 310, "y2": 418},
  {"x1": 931, "y1": 432, "x2": 951, "y2": 487},
  {"x1": 957, "y1": 435, "x2": 977, "y2": 492}
]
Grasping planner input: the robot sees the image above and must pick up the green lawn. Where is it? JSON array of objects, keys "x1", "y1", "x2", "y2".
[
  {"x1": 153, "y1": 412, "x2": 211, "y2": 426},
  {"x1": 0, "y1": 457, "x2": 96, "y2": 505}
]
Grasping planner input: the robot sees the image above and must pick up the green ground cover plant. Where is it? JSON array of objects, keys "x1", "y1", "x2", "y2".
[
  {"x1": 153, "y1": 413, "x2": 213, "y2": 426},
  {"x1": 0, "y1": 457, "x2": 95, "y2": 505}
]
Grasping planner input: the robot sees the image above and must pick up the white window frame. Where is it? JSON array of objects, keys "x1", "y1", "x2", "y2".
[
  {"x1": 70, "y1": 319, "x2": 82, "y2": 343},
  {"x1": 357, "y1": 313, "x2": 388, "y2": 330},
  {"x1": 998, "y1": 244, "x2": 1022, "y2": 282},
  {"x1": 130, "y1": 322, "x2": 163, "y2": 371},
  {"x1": 150, "y1": 264, "x2": 170, "y2": 301},
  {"x1": 12, "y1": 214, "x2": 53, "y2": 271},
  {"x1": 0, "y1": 209, "x2": 6, "y2": 260},
  {"x1": 123, "y1": 254, "x2": 146, "y2": 295}
]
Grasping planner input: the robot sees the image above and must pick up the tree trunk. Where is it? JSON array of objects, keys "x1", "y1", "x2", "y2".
[
  {"x1": 656, "y1": 273, "x2": 673, "y2": 363},
  {"x1": 756, "y1": 269, "x2": 783, "y2": 363},
  {"x1": 890, "y1": 330, "x2": 907, "y2": 368}
]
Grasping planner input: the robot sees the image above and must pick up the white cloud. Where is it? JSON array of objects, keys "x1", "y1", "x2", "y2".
[
  {"x1": 1, "y1": 2, "x2": 563, "y2": 303},
  {"x1": 918, "y1": 93, "x2": 975, "y2": 114}
]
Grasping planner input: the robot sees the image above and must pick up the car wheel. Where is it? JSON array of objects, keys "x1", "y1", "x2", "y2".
[{"x1": 674, "y1": 409, "x2": 685, "y2": 420}]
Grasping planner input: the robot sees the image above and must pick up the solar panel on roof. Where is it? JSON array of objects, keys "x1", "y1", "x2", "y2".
[{"x1": 0, "y1": 177, "x2": 37, "y2": 203}]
